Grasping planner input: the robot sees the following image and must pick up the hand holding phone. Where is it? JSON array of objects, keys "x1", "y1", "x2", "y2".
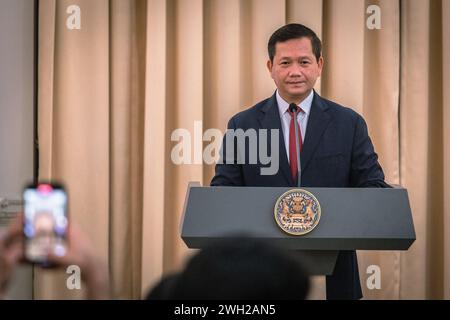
[{"x1": 23, "y1": 183, "x2": 68, "y2": 266}]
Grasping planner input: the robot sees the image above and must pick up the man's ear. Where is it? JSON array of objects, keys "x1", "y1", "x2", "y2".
[
  {"x1": 267, "y1": 59, "x2": 273, "y2": 75},
  {"x1": 317, "y1": 56, "x2": 324, "y2": 76}
]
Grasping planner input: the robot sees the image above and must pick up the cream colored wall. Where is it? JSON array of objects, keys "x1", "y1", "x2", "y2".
[{"x1": 0, "y1": 0, "x2": 35, "y2": 300}]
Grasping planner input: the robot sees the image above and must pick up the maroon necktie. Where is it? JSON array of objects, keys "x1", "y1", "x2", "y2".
[{"x1": 288, "y1": 106, "x2": 303, "y2": 182}]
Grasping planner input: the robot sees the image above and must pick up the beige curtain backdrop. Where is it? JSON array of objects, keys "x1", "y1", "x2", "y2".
[{"x1": 37, "y1": 0, "x2": 450, "y2": 299}]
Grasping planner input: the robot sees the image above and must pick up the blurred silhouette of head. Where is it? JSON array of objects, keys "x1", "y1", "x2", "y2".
[{"x1": 146, "y1": 236, "x2": 309, "y2": 300}]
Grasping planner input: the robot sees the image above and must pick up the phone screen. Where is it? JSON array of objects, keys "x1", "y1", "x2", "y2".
[{"x1": 23, "y1": 183, "x2": 68, "y2": 264}]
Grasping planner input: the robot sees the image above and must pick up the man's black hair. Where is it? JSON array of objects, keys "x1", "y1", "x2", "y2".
[
  {"x1": 268, "y1": 23, "x2": 322, "y2": 62},
  {"x1": 146, "y1": 236, "x2": 310, "y2": 300}
]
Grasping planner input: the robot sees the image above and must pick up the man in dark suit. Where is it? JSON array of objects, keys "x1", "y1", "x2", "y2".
[{"x1": 210, "y1": 24, "x2": 390, "y2": 300}]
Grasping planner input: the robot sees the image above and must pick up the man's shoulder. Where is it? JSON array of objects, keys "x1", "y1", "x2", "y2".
[
  {"x1": 318, "y1": 95, "x2": 359, "y2": 116},
  {"x1": 228, "y1": 96, "x2": 273, "y2": 125},
  {"x1": 317, "y1": 94, "x2": 363, "y2": 122},
  {"x1": 226, "y1": 92, "x2": 365, "y2": 127}
]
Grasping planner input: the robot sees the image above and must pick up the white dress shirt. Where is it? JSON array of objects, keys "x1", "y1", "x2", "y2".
[{"x1": 276, "y1": 89, "x2": 313, "y2": 162}]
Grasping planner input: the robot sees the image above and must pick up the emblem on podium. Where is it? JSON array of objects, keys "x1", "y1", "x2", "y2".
[{"x1": 274, "y1": 189, "x2": 321, "y2": 235}]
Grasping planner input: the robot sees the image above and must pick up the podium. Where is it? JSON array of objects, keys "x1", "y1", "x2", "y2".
[{"x1": 180, "y1": 182, "x2": 416, "y2": 275}]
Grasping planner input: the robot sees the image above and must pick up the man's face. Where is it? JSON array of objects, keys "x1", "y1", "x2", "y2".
[{"x1": 267, "y1": 37, "x2": 323, "y2": 104}]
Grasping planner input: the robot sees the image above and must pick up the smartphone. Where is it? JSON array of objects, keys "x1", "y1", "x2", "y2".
[{"x1": 23, "y1": 182, "x2": 68, "y2": 265}]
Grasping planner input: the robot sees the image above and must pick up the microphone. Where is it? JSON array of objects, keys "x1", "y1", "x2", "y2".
[
  {"x1": 289, "y1": 103, "x2": 302, "y2": 187},
  {"x1": 288, "y1": 103, "x2": 297, "y2": 113}
]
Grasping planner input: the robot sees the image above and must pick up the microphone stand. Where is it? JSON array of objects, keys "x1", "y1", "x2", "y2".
[{"x1": 290, "y1": 104, "x2": 302, "y2": 187}]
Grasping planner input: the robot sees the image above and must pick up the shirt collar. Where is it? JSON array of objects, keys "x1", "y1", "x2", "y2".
[{"x1": 276, "y1": 89, "x2": 314, "y2": 116}]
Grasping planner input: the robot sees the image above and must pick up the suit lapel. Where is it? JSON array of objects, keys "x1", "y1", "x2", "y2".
[
  {"x1": 301, "y1": 92, "x2": 332, "y2": 173},
  {"x1": 257, "y1": 93, "x2": 294, "y2": 186}
]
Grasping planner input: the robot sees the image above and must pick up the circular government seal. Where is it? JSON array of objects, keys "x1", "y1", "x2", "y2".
[{"x1": 274, "y1": 189, "x2": 321, "y2": 235}]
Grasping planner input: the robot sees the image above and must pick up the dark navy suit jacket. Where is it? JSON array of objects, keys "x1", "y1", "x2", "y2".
[{"x1": 210, "y1": 91, "x2": 390, "y2": 300}]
